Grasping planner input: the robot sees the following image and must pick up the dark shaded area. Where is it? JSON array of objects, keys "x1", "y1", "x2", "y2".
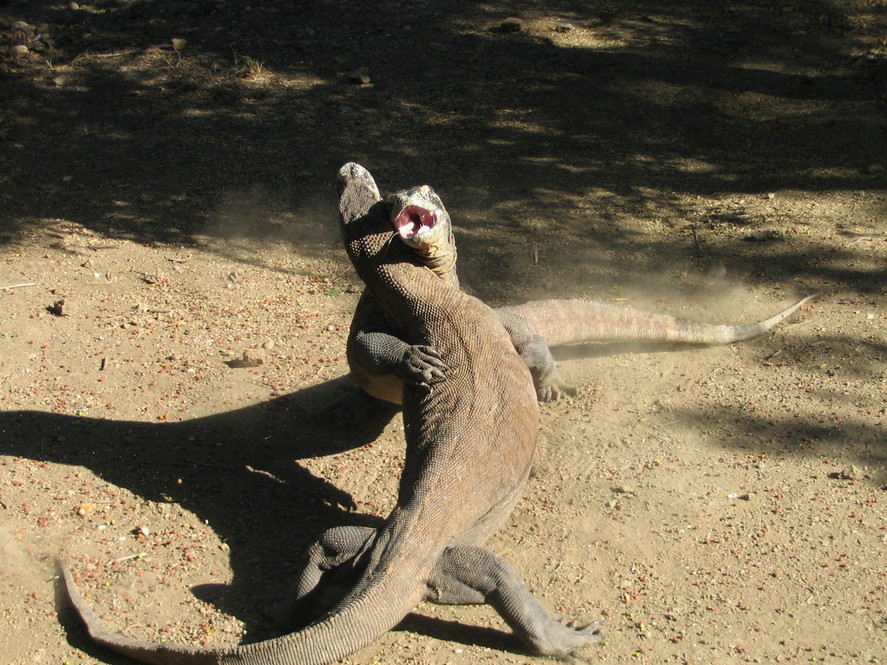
[
  {"x1": 2, "y1": 378, "x2": 398, "y2": 643},
  {"x1": 1, "y1": 1, "x2": 884, "y2": 289}
]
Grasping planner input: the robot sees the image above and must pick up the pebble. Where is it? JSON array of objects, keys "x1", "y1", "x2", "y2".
[
  {"x1": 500, "y1": 17, "x2": 524, "y2": 33},
  {"x1": 49, "y1": 299, "x2": 67, "y2": 316},
  {"x1": 555, "y1": 22, "x2": 573, "y2": 33},
  {"x1": 10, "y1": 44, "x2": 29, "y2": 57},
  {"x1": 748, "y1": 229, "x2": 778, "y2": 241},
  {"x1": 241, "y1": 348, "x2": 266, "y2": 367},
  {"x1": 613, "y1": 485, "x2": 635, "y2": 495},
  {"x1": 347, "y1": 67, "x2": 371, "y2": 85},
  {"x1": 838, "y1": 465, "x2": 861, "y2": 480}
]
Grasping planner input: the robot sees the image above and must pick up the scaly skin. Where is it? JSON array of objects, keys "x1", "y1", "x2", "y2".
[
  {"x1": 349, "y1": 186, "x2": 817, "y2": 403},
  {"x1": 60, "y1": 164, "x2": 603, "y2": 664}
]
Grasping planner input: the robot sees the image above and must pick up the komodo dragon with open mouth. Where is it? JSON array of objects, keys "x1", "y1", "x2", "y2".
[
  {"x1": 60, "y1": 162, "x2": 603, "y2": 664},
  {"x1": 347, "y1": 185, "x2": 817, "y2": 404}
]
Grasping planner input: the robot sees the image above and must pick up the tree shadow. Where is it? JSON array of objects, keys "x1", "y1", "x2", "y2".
[{"x1": 1, "y1": 1, "x2": 882, "y2": 289}]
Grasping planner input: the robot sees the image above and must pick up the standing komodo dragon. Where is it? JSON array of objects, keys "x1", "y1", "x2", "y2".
[
  {"x1": 348, "y1": 185, "x2": 817, "y2": 404},
  {"x1": 60, "y1": 162, "x2": 603, "y2": 664}
]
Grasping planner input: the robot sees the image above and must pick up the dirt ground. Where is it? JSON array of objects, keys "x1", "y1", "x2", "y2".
[{"x1": 1, "y1": 1, "x2": 885, "y2": 664}]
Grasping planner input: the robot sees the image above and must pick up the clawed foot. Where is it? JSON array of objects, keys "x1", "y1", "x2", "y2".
[
  {"x1": 536, "y1": 380, "x2": 578, "y2": 403},
  {"x1": 535, "y1": 619, "x2": 604, "y2": 662},
  {"x1": 398, "y1": 344, "x2": 449, "y2": 389}
]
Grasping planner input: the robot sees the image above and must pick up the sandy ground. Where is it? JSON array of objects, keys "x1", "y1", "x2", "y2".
[{"x1": 1, "y1": 2, "x2": 885, "y2": 665}]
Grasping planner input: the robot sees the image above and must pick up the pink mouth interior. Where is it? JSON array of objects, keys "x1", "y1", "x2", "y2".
[{"x1": 393, "y1": 206, "x2": 440, "y2": 240}]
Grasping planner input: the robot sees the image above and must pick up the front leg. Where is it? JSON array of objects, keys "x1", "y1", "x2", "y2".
[
  {"x1": 348, "y1": 292, "x2": 448, "y2": 404},
  {"x1": 426, "y1": 546, "x2": 603, "y2": 661}
]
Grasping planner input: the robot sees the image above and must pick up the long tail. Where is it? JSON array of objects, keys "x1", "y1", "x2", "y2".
[
  {"x1": 61, "y1": 520, "x2": 438, "y2": 665},
  {"x1": 498, "y1": 294, "x2": 818, "y2": 346}
]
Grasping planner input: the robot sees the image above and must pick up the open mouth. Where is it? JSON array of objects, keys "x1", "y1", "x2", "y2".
[{"x1": 392, "y1": 205, "x2": 441, "y2": 241}]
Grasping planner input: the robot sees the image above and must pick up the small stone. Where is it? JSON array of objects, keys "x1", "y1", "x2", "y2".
[
  {"x1": 10, "y1": 44, "x2": 29, "y2": 57},
  {"x1": 262, "y1": 339, "x2": 275, "y2": 350},
  {"x1": 747, "y1": 229, "x2": 778, "y2": 242},
  {"x1": 48, "y1": 299, "x2": 66, "y2": 316},
  {"x1": 241, "y1": 348, "x2": 266, "y2": 367},
  {"x1": 613, "y1": 485, "x2": 635, "y2": 495},
  {"x1": 346, "y1": 67, "x2": 371, "y2": 84},
  {"x1": 555, "y1": 22, "x2": 573, "y2": 33},
  {"x1": 500, "y1": 17, "x2": 524, "y2": 32},
  {"x1": 171, "y1": 38, "x2": 188, "y2": 51},
  {"x1": 69, "y1": 2, "x2": 80, "y2": 9},
  {"x1": 52, "y1": 76, "x2": 66, "y2": 86},
  {"x1": 76, "y1": 503, "x2": 95, "y2": 516},
  {"x1": 838, "y1": 465, "x2": 861, "y2": 480}
]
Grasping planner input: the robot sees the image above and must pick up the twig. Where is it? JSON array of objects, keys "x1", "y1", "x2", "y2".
[
  {"x1": 1, "y1": 282, "x2": 36, "y2": 290},
  {"x1": 107, "y1": 553, "x2": 146, "y2": 566},
  {"x1": 844, "y1": 236, "x2": 871, "y2": 247},
  {"x1": 186, "y1": 458, "x2": 237, "y2": 470},
  {"x1": 245, "y1": 465, "x2": 285, "y2": 484}
]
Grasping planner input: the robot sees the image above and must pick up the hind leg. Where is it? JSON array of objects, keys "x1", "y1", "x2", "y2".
[
  {"x1": 289, "y1": 526, "x2": 377, "y2": 626},
  {"x1": 426, "y1": 545, "x2": 603, "y2": 660}
]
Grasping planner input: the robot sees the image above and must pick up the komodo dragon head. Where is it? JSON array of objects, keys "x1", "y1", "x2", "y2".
[{"x1": 387, "y1": 185, "x2": 459, "y2": 286}]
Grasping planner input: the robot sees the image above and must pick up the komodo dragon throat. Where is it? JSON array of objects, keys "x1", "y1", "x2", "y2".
[
  {"x1": 349, "y1": 185, "x2": 817, "y2": 404},
  {"x1": 60, "y1": 163, "x2": 603, "y2": 664}
]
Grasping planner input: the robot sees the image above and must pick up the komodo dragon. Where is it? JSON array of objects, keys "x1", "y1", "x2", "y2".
[
  {"x1": 60, "y1": 162, "x2": 603, "y2": 664},
  {"x1": 348, "y1": 185, "x2": 817, "y2": 404}
]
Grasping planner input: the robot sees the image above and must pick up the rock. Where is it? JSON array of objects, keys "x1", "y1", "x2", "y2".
[
  {"x1": 241, "y1": 348, "x2": 267, "y2": 367},
  {"x1": 555, "y1": 22, "x2": 574, "y2": 33},
  {"x1": 261, "y1": 339, "x2": 275, "y2": 350},
  {"x1": 747, "y1": 229, "x2": 778, "y2": 242},
  {"x1": 347, "y1": 67, "x2": 372, "y2": 84},
  {"x1": 48, "y1": 299, "x2": 67, "y2": 316},
  {"x1": 613, "y1": 485, "x2": 635, "y2": 495},
  {"x1": 10, "y1": 44, "x2": 29, "y2": 57},
  {"x1": 500, "y1": 17, "x2": 524, "y2": 33},
  {"x1": 171, "y1": 38, "x2": 188, "y2": 52},
  {"x1": 838, "y1": 465, "x2": 861, "y2": 480}
]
